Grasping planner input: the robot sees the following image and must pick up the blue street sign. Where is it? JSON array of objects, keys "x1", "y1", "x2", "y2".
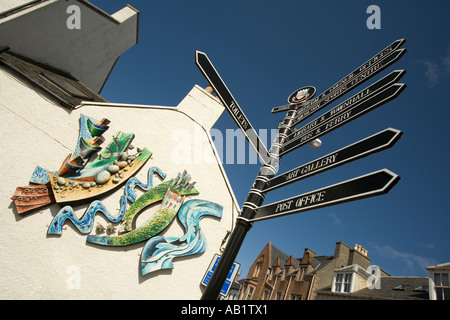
[{"x1": 201, "y1": 254, "x2": 240, "y2": 297}]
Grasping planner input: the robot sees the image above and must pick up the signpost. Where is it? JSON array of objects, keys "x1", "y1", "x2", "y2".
[
  {"x1": 264, "y1": 128, "x2": 403, "y2": 192},
  {"x1": 195, "y1": 51, "x2": 270, "y2": 165},
  {"x1": 281, "y1": 82, "x2": 406, "y2": 155},
  {"x1": 271, "y1": 38, "x2": 406, "y2": 118},
  {"x1": 283, "y1": 69, "x2": 405, "y2": 144},
  {"x1": 196, "y1": 39, "x2": 407, "y2": 300},
  {"x1": 253, "y1": 169, "x2": 400, "y2": 222}
]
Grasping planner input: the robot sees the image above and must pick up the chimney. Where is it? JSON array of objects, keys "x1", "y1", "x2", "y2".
[
  {"x1": 334, "y1": 242, "x2": 351, "y2": 259},
  {"x1": 353, "y1": 244, "x2": 368, "y2": 257},
  {"x1": 350, "y1": 243, "x2": 371, "y2": 269}
]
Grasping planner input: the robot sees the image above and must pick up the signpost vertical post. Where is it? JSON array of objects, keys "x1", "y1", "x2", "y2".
[{"x1": 199, "y1": 86, "x2": 303, "y2": 300}]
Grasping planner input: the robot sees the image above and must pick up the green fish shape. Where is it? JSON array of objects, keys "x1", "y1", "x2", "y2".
[{"x1": 86, "y1": 180, "x2": 199, "y2": 247}]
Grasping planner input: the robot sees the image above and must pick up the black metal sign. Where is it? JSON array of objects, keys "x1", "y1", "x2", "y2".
[
  {"x1": 271, "y1": 38, "x2": 406, "y2": 120},
  {"x1": 252, "y1": 169, "x2": 400, "y2": 222},
  {"x1": 264, "y1": 128, "x2": 403, "y2": 192},
  {"x1": 195, "y1": 50, "x2": 269, "y2": 164},
  {"x1": 281, "y1": 82, "x2": 406, "y2": 155},
  {"x1": 284, "y1": 69, "x2": 405, "y2": 143},
  {"x1": 198, "y1": 38, "x2": 407, "y2": 301}
]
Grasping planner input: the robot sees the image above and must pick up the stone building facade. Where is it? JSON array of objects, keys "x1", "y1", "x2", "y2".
[{"x1": 239, "y1": 241, "x2": 389, "y2": 300}]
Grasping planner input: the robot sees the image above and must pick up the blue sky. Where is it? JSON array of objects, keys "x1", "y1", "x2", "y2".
[{"x1": 90, "y1": 0, "x2": 450, "y2": 278}]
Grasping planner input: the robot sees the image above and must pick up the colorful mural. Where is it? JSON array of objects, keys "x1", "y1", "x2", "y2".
[
  {"x1": 140, "y1": 199, "x2": 223, "y2": 276},
  {"x1": 13, "y1": 114, "x2": 223, "y2": 276},
  {"x1": 11, "y1": 115, "x2": 152, "y2": 214},
  {"x1": 86, "y1": 170, "x2": 200, "y2": 246},
  {"x1": 48, "y1": 197, "x2": 128, "y2": 235}
]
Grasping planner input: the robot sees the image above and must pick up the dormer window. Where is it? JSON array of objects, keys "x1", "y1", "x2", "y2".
[
  {"x1": 434, "y1": 272, "x2": 449, "y2": 300},
  {"x1": 298, "y1": 267, "x2": 306, "y2": 281},
  {"x1": 333, "y1": 272, "x2": 353, "y2": 293}
]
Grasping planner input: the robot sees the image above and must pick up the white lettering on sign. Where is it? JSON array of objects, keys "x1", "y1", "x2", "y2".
[
  {"x1": 284, "y1": 153, "x2": 339, "y2": 182},
  {"x1": 274, "y1": 191, "x2": 327, "y2": 214},
  {"x1": 330, "y1": 89, "x2": 371, "y2": 116},
  {"x1": 295, "y1": 191, "x2": 326, "y2": 208},
  {"x1": 275, "y1": 200, "x2": 294, "y2": 213},
  {"x1": 325, "y1": 111, "x2": 351, "y2": 130},
  {"x1": 300, "y1": 153, "x2": 339, "y2": 175},
  {"x1": 291, "y1": 87, "x2": 371, "y2": 144},
  {"x1": 229, "y1": 101, "x2": 250, "y2": 131}
]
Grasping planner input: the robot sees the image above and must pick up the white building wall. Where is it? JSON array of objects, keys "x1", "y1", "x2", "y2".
[
  {"x1": 0, "y1": 0, "x2": 139, "y2": 92},
  {"x1": 0, "y1": 64, "x2": 239, "y2": 299},
  {"x1": 0, "y1": 0, "x2": 39, "y2": 13}
]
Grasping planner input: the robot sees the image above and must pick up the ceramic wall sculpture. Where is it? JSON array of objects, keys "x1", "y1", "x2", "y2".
[
  {"x1": 11, "y1": 115, "x2": 152, "y2": 214},
  {"x1": 140, "y1": 199, "x2": 223, "y2": 275},
  {"x1": 86, "y1": 170, "x2": 200, "y2": 246},
  {"x1": 13, "y1": 114, "x2": 223, "y2": 276}
]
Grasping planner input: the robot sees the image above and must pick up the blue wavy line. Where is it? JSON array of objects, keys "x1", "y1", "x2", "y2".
[
  {"x1": 125, "y1": 166, "x2": 166, "y2": 202},
  {"x1": 140, "y1": 199, "x2": 223, "y2": 276},
  {"x1": 48, "y1": 196, "x2": 127, "y2": 235},
  {"x1": 47, "y1": 166, "x2": 166, "y2": 235}
]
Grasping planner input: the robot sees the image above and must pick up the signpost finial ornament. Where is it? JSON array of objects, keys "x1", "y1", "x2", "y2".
[{"x1": 288, "y1": 86, "x2": 316, "y2": 104}]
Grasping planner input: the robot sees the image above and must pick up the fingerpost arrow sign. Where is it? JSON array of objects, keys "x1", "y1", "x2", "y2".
[
  {"x1": 252, "y1": 169, "x2": 400, "y2": 222},
  {"x1": 271, "y1": 38, "x2": 406, "y2": 115},
  {"x1": 284, "y1": 69, "x2": 405, "y2": 145},
  {"x1": 195, "y1": 51, "x2": 270, "y2": 164},
  {"x1": 281, "y1": 82, "x2": 406, "y2": 155},
  {"x1": 198, "y1": 38, "x2": 407, "y2": 300},
  {"x1": 265, "y1": 128, "x2": 403, "y2": 192}
]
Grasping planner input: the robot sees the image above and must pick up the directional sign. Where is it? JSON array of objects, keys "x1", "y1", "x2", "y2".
[
  {"x1": 264, "y1": 128, "x2": 403, "y2": 192},
  {"x1": 200, "y1": 38, "x2": 407, "y2": 301},
  {"x1": 195, "y1": 51, "x2": 269, "y2": 164},
  {"x1": 271, "y1": 38, "x2": 406, "y2": 117},
  {"x1": 283, "y1": 69, "x2": 405, "y2": 146},
  {"x1": 251, "y1": 169, "x2": 400, "y2": 222},
  {"x1": 290, "y1": 49, "x2": 406, "y2": 127},
  {"x1": 281, "y1": 82, "x2": 406, "y2": 156}
]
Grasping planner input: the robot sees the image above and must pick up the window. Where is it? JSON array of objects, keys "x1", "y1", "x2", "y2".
[
  {"x1": 253, "y1": 264, "x2": 261, "y2": 278},
  {"x1": 335, "y1": 273, "x2": 343, "y2": 292},
  {"x1": 245, "y1": 286, "x2": 254, "y2": 300},
  {"x1": 334, "y1": 273, "x2": 353, "y2": 293},
  {"x1": 282, "y1": 267, "x2": 289, "y2": 280},
  {"x1": 434, "y1": 273, "x2": 450, "y2": 300},
  {"x1": 298, "y1": 267, "x2": 306, "y2": 281},
  {"x1": 290, "y1": 294, "x2": 302, "y2": 300}
]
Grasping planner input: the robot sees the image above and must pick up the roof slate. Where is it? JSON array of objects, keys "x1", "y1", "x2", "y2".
[{"x1": 317, "y1": 277, "x2": 429, "y2": 300}]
